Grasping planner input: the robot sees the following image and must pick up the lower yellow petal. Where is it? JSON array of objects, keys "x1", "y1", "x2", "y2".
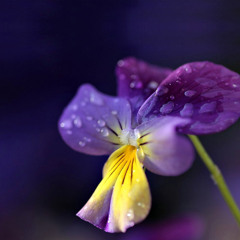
[{"x1": 77, "y1": 145, "x2": 151, "y2": 233}]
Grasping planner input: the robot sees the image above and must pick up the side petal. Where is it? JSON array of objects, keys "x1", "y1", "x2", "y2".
[
  {"x1": 77, "y1": 145, "x2": 151, "y2": 233},
  {"x1": 116, "y1": 57, "x2": 172, "y2": 115},
  {"x1": 137, "y1": 117, "x2": 194, "y2": 176},
  {"x1": 58, "y1": 84, "x2": 132, "y2": 155},
  {"x1": 137, "y1": 61, "x2": 240, "y2": 134}
]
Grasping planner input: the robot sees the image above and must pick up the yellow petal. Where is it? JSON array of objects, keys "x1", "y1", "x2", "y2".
[
  {"x1": 77, "y1": 145, "x2": 151, "y2": 233},
  {"x1": 106, "y1": 146, "x2": 151, "y2": 232}
]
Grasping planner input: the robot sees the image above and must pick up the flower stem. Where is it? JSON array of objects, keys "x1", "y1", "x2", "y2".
[{"x1": 188, "y1": 135, "x2": 240, "y2": 226}]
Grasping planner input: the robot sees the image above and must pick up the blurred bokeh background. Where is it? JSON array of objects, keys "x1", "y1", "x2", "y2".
[{"x1": 1, "y1": 0, "x2": 240, "y2": 239}]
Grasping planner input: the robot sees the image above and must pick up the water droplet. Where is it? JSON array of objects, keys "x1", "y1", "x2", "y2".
[
  {"x1": 96, "y1": 128, "x2": 101, "y2": 132},
  {"x1": 148, "y1": 81, "x2": 158, "y2": 89},
  {"x1": 73, "y1": 117, "x2": 82, "y2": 128},
  {"x1": 130, "y1": 80, "x2": 142, "y2": 89},
  {"x1": 66, "y1": 130, "x2": 72, "y2": 135},
  {"x1": 169, "y1": 95, "x2": 175, "y2": 100},
  {"x1": 97, "y1": 119, "x2": 106, "y2": 127},
  {"x1": 111, "y1": 110, "x2": 118, "y2": 115},
  {"x1": 84, "y1": 137, "x2": 91, "y2": 142},
  {"x1": 156, "y1": 86, "x2": 169, "y2": 96},
  {"x1": 117, "y1": 60, "x2": 124, "y2": 67},
  {"x1": 196, "y1": 78, "x2": 216, "y2": 87},
  {"x1": 180, "y1": 103, "x2": 193, "y2": 117},
  {"x1": 60, "y1": 120, "x2": 72, "y2": 129},
  {"x1": 86, "y1": 116, "x2": 93, "y2": 121},
  {"x1": 90, "y1": 93, "x2": 104, "y2": 106},
  {"x1": 127, "y1": 209, "x2": 134, "y2": 220},
  {"x1": 137, "y1": 202, "x2": 146, "y2": 208},
  {"x1": 199, "y1": 102, "x2": 216, "y2": 114},
  {"x1": 136, "y1": 178, "x2": 140, "y2": 182},
  {"x1": 78, "y1": 141, "x2": 85, "y2": 147},
  {"x1": 71, "y1": 104, "x2": 78, "y2": 111},
  {"x1": 101, "y1": 128, "x2": 109, "y2": 137},
  {"x1": 184, "y1": 90, "x2": 196, "y2": 97},
  {"x1": 232, "y1": 83, "x2": 238, "y2": 88},
  {"x1": 160, "y1": 101, "x2": 174, "y2": 114},
  {"x1": 184, "y1": 65, "x2": 192, "y2": 73}
]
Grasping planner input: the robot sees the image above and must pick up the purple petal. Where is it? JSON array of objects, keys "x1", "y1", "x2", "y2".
[
  {"x1": 58, "y1": 84, "x2": 132, "y2": 155},
  {"x1": 137, "y1": 117, "x2": 194, "y2": 176},
  {"x1": 137, "y1": 61, "x2": 240, "y2": 134},
  {"x1": 116, "y1": 57, "x2": 172, "y2": 115}
]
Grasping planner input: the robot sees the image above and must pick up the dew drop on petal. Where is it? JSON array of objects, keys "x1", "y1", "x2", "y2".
[
  {"x1": 184, "y1": 90, "x2": 196, "y2": 97},
  {"x1": 78, "y1": 141, "x2": 86, "y2": 147},
  {"x1": 130, "y1": 80, "x2": 142, "y2": 89},
  {"x1": 156, "y1": 86, "x2": 169, "y2": 96},
  {"x1": 101, "y1": 127, "x2": 109, "y2": 137},
  {"x1": 66, "y1": 130, "x2": 72, "y2": 135},
  {"x1": 73, "y1": 117, "x2": 82, "y2": 128},
  {"x1": 169, "y1": 95, "x2": 175, "y2": 100},
  {"x1": 137, "y1": 202, "x2": 146, "y2": 208},
  {"x1": 71, "y1": 104, "x2": 78, "y2": 111},
  {"x1": 84, "y1": 137, "x2": 92, "y2": 142},
  {"x1": 111, "y1": 110, "x2": 118, "y2": 115},
  {"x1": 60, "y1": 120, "x2": 72, "y2": 129},
  {"x1": 180, "y1": 103, "x2": 193, "y2": 117},
  {"x1": 199, "y1": 102, "x2": 216, "y2": 114},
  {"x1": 160, "y1": 101, "x2": 174, "y2": 114},
  {"x1": 86, "y1": 116, "x2": 93, "y2": 121},
  {"x1": 97, "y1": 119, "x2": 106, "y2": 127},
  {"x1": 148, "y1": 81, "x2": 158, "y2": 89},
  {"x1": 184, "y1": 65, "x2": 192, "y2": 73},
  {"x1": 127, "y1": 209, "x2": 134, "y2": 221},
  {"x1": 117, "y1": 60, "x2": 124, "y2": 67},
  {"x1": 90, "y1": 93, "x2": 104, "y2": 106}
]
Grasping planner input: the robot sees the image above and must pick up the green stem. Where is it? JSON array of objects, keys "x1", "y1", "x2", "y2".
[{"x1": 189, "y1": 135, "x2": 240, "y2": 226}]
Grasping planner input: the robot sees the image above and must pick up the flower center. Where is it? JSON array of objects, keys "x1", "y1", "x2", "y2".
[{"x1": 119, "y1": 128, "x2": 140, "y2": 148}]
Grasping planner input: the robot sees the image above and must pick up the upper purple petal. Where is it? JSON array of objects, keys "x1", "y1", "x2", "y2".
[
  {"x1": 58, "y1": 84, "x2": 132, "y2": 155},
  {"x1": 116, "y1": 57, "x2": 172, "y2": 117},
  {"x1": 137, "y1": 61, "x2": 240, "y2": 134}
]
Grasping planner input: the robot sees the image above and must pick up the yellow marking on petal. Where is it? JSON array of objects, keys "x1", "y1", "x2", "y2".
[
  {"x1": 107, "y1": 146, "x2": 151, "y2": 232},
  {"x1": 78, "y1": 145, "x2": 151, "y2": 233}
]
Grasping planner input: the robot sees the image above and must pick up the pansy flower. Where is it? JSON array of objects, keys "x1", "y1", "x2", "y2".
[{"x1": 58, "y1": 57, "x2": 240, "y2": 233}]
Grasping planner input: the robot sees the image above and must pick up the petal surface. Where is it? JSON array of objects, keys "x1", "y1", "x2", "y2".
[
  {"x1": 116, "y1": 57, "x2": 172, "y2": 117},
  {"x1": 137, "y1": 61, "x2": 240, "y2": 134},
  {"x1": 137, "y1": 117, "x2": 194, "y2": 176},
  {"x1": 77, "y1": 145, "x2": 151, "y2": 233},
  {"x1": 58, "y1": 84, "x2": 131, "y2": 155}
]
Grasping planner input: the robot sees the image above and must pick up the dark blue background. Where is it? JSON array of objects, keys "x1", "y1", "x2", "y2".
[{"x1": 1, "y1": 1, "x2": 240, "y2": 239}]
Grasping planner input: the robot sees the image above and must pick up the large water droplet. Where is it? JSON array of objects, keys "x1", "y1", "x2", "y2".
[
  {"x1": 97, "y1": 119, "x2": 106, "y2": 127},
  {"x1": 73, "y1": 117, "x2": 82, "y2": 128},
  {"x1": 90, "y1": 93, "x2": 104, "y2": 106},
  {"x1": 101, "y1": 127, "x2": 109, "y2": 137},
  {"x1": 156, "y1": 86, "x2": 169, "y2": 96},
  {"x1": 180, "y1": 103, "x2": 193, "y2": 117},
  {"x1": 184, "y1": 90, "x2": 196, "y2": 97},
  {"x1": 160, "y1": 101, "x2": 174, "y2": 114},
  {"x1": 60, "y1": 120, "x2": 72, "y2": 129},
  {"x1": 199, "y1": 102, "x2": 216, "y2": 114}
]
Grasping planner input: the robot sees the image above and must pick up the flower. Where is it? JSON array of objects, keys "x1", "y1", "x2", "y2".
[{"x1": 58, "y1": 57, "x2": 240, "y2": 233}]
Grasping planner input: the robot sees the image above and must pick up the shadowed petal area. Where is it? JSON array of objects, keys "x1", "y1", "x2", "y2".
[
  {"x1": 116, "y1": 57, "x2": 172, "y2": 116},
  {"x1": 58, "y1": 84, "x2": 131, "y2": 155},
  {"x1": 137, "y1": 61, "x2": 240, "y2": 134},
  {"x1": 77, "y1": 145, "x2": 151, "y2": 233},
  {"x1": 137, "y1": 117, "x2": 194, "y2": 176}
]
